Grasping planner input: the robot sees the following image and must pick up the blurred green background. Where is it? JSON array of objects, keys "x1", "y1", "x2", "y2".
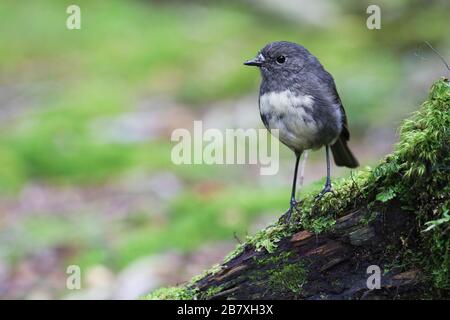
[{"x1": 0, "y1": 0, "x2": 449, "y2": 299}]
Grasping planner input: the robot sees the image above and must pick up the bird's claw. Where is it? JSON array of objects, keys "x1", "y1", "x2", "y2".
[
  {"x1": 280, "y1": 199, "x2": 298, "y2": 224},
  {"x1": 314, "y1": 184, "x2": 333, "y2": 202}
]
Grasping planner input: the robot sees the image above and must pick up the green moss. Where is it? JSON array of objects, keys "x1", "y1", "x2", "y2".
[
  {"x1": 223, "y1": 223, "x2": 291, "y2": 263},
  {"x1": 359, "y1": 211, "x2": 379, "y2": 227},
  {"x1": 223, "y1": 243, "x2": 246, "y2": 264},
  {"x1": 250, "y1": 224, "x2": 288, "y2": 253},
  {"x1": 255, "y1": 252, "x2": 292, "y2": 266},
  {"x1": 145, "y1": 270, "x2": 222, "y2": 300},
  {"x1": 267, "y1": 263, "x2": 307, "y2": 295},
  {"x1": 143, "y1": 286, "x2": 198, "y2": 300},
  {"x1": 202, "y1": 285, "x2": 224, "y2": 299},
  {"x1": 190, "y1": 263, "x2": 223, "y2": 284},
  {"x1": 373, "y1": 78, "x2": 450, "y2": 289}
]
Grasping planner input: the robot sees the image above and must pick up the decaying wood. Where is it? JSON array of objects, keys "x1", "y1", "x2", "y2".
[{"x1": 193, "y1": 201, "x2": 424, "y2": 300}]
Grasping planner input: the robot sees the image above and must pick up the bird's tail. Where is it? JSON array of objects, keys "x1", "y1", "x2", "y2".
[{"x1": 330, "y1": 137, "x2": 359, "y2": 168}]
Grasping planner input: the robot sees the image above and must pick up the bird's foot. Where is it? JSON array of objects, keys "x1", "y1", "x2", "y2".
[
  {"x1": 280, "y1": 199, "x2": 298, "y2": 224},
  {"x1": 314, "y1": 184, "x2": 333, "y2": 202}
]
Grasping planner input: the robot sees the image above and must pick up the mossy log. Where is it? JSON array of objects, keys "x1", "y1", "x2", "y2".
[
  {"x1": 146, "y1": 79, "x2": 450, "y2": 300},
  {"x1": 193, "y1": 202, "x2": 422, "y2": 299}
]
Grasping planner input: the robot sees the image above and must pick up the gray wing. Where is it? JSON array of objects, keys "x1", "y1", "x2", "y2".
[{"x1": 304, "y1": 68, "x2": 350, "y2": 141}]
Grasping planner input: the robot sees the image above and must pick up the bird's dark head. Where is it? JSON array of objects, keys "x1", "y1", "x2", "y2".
[{"x1": 244, "y1": 41, "x2": 311, "y2": 81}]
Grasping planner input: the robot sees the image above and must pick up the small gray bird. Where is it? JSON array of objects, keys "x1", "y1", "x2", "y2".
[{"x1": 244, "y1": 41, "x2": 358, "y2": 222}]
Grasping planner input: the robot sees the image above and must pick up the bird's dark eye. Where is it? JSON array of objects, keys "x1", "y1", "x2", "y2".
[{"x1": 276, "y1": 55, "x2": 286, "y2": 64}]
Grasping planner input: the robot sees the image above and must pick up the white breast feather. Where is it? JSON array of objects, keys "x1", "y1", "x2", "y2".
[{"x1": 260, "y1": 90, "x2": 319, "y2": 150}]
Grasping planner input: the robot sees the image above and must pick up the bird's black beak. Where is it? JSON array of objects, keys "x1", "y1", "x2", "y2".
[{"x1": 244, "y1": 53, "x2": 265, "y2": 67}]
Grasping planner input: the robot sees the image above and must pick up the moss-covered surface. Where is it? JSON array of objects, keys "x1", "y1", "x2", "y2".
[
  {"x1": 267, "y1": 262, "x2": 307, "y2": 295},
  {"x1": 145, "y1": 78, "x2": 450, "y2": 299},
  {"x1": 143, "y1": 286, "x2": 198, "y2": 300}
]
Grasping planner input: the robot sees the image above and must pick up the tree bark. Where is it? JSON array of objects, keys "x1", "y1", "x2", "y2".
[{"x1": 193, "y1": 201, "x2": 427, "y2": 300}]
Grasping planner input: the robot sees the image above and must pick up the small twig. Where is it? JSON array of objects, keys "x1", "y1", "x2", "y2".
[
  {"x1": 349, "y1": 170, "x2": 357, "y2": 205},
  {"x1": 424, "y1": 41, "x2": 450, "y2": 71},
  {"x1": 350, "y1": 170, "x2": 361, "y2": 194},
  {"x1": 233, "y1": 231, "x2": 242, "y2": 244}
]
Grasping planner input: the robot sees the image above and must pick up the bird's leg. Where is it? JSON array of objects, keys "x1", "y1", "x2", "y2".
[
  {"x1": 284, "y1": 151, "x2": 302, "y2": 223},
  {"x1": 315, "y1": 145, "x2": 332, "y2": 201}
]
